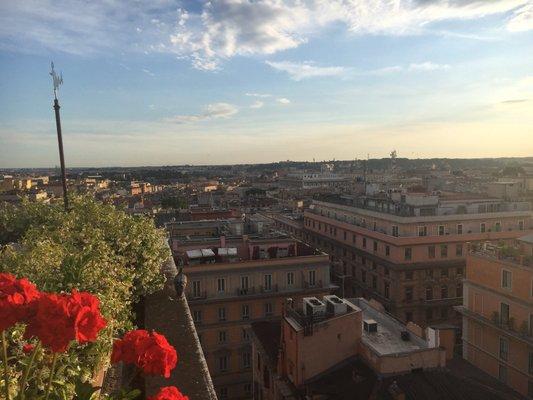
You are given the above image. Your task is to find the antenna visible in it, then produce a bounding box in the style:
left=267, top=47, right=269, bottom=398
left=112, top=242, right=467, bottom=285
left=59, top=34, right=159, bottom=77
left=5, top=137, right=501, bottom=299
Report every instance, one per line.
left=49, top=62, right=63, bottom=100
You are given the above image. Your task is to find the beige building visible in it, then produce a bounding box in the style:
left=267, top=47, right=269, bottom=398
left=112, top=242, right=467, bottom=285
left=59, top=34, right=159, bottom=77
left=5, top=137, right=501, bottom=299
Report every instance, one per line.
left=174, top=227, right=335, bottom=400
left=457, top=236, right=533, bottom=398
left=298, top=194, right=532, bottom=327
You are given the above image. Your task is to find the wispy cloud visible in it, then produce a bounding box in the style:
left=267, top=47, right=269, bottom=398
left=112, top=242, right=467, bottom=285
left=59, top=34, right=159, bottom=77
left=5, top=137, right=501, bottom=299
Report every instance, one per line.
left=266, top=61, right=346, bottom=80
left=245, top=93, right=272, bottom=98
left=142, top=68, right=155, bottom=76
left=1, top=0, right=529, bottom=69
left=164, top=102, right=238, bottom=124
left=277, top=98, right=291, bottom=105
left=408, top=62, right=450, bottom=71
left=250, top=101, right=264, bottom=109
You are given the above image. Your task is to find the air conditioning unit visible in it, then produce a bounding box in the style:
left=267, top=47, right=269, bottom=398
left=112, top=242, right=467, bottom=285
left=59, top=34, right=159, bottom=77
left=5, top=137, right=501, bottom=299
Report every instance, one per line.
left=323, top=295, right=347, bottom=315
left=363, top=319, right=378, bottom=333
left=303, top=297, right=326, bottom=317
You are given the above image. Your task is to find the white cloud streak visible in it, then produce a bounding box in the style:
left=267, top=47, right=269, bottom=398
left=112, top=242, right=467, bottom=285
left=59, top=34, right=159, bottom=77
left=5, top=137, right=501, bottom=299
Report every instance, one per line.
left=250, top=101, right=264, bottom=109
left=164, top=102, right=238, bottom=123
left=277, top=98, right=291, bottom=104
left=266, top=60, right=346, bottom=80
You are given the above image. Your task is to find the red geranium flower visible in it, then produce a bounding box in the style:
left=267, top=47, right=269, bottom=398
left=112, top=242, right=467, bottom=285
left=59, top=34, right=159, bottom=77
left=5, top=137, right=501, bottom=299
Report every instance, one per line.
left=68, top=290, right=107, bottom=344
left=25, top=290, right=106, bottom=353
left=138, top=332, right=178, bottom=378
left=0, top=273, right=40, bottom=332
left=22, top=343, right=35, bottom=353
left=147, top=386, right=189, bottom=400
left=111, top=330, right=178, bottom=378
left=111, top=329, right=151, bottom=365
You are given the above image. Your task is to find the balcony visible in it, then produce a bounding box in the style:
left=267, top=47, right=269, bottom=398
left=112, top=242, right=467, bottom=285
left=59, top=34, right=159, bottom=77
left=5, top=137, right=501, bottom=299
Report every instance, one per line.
left=455, top=306, right=533, bottom=346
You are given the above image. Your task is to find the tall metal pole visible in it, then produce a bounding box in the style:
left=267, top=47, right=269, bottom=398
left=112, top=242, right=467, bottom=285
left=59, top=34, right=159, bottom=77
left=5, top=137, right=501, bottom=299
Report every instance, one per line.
left=53, top=98, right=68, bottom=211
left=50, top=62, right=68, bottom=211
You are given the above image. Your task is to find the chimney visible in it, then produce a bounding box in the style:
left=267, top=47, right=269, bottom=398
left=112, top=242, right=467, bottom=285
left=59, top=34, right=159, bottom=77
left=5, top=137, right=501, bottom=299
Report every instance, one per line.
left=220, top=235, right=226, bottom=248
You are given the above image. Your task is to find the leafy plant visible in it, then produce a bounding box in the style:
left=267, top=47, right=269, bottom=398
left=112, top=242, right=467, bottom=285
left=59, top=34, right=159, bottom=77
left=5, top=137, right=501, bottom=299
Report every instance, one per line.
left=0, top=196, right=170, bottom=396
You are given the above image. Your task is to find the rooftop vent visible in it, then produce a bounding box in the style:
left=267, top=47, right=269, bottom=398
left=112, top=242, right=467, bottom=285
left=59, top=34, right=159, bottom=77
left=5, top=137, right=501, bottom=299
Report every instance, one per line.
left=303, top=297, right=326, bottom=317
left=323, top=295, right=347, bottom=316
left=363, top=319, right=378, bottom=333
left=400, top=330, right=410, bottom=341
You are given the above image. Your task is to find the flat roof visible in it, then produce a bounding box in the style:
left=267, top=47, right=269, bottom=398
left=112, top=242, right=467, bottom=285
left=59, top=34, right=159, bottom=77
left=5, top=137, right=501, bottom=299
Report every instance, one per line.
left=348, top=298, right=428, bottom=356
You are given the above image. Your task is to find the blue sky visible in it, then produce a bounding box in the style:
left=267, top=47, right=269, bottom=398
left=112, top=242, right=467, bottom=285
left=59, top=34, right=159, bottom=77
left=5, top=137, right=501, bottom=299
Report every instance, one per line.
left=0, top=0, right=532, bottom=167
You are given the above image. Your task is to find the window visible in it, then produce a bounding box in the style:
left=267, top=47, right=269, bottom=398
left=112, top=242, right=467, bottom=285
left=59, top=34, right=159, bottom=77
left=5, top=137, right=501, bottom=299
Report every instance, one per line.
left=428, top=245, right=436, bottom=259
left=418, top=226, right=428, bottom=236
left=372, top=275, right=377, bottom=289
left=457, top=267, right=463, bottom=276
left=500, top=303, right=510, bottom=325
left=385, top=245, right=390, bottom=256
left=480, top=223, right=486, bottom=233
left=384, top=282, right=390, bottom=298
left=426, top=286, right=433, bottom=300
left=502, top=270, right=512, bottom=290
left=405, top=271, right=413, bottom=280
left=440, top=244, right=448, bottom=258
left=457, top=224, right=463, bottom=234
left=426, top=308, right=433, bottom=321
left=343, top=231, right=347, bottom=240
left=404, top=247, right=412, bottom=261
left=218, top=356, right=228, bottom=372
left=242, top=328, right=250, bottom=341
left=287, top=272, right=294, bottom=286
left=192, top=280, right=201, bottom=298
left=244, top=383, right=252, bottom=397
left=193, top=310, right=202, bottom=324
left=456, top=244, right=463, bottom=257
left=456, top=283, right=463, bottom=297
left=217, top=278, right=226, bottom=293
left=218, top=307, right=226, bottom=322
left=241, top=304, right=250, bottom=320
left=498, top=364, right=507, bottom=383
left=218, top=330, right=227, bottom=344
left=405, top=286, right=413, bottom=302
left=308, top=270, right=316, bottom=286
left=426, top=269, right=434, bottom=278
left=499, top=337, right=509, bottom=360
left=438, top=225, right=445, bottom=236
left=441, top=285, right=448, bottom=299
left=529, top=352, right=533, bottom=374
left=392, top=225, right=399, bottom=237
left=352, top=234, right=356, bottom=243
left=495, top=222, right=501, bottom=232
left=219, top=388, right=228, bottom=400
left=405, top=311, right=413, bottom=322
left=241, top=276, right=249, bottom=290
left=242, top=352, right=251, bottom=368
left=361, top=270, right=366, bottom=283
left=264, top=302, right=273, bottom=317
left=362, top=238, right=367, bottom=248
left=440, top=307, right=448, bottom=318
left=264, top=274, right=272, bottom=291
left=519, top=220, right=524, bottom=231
left=373, top=241, right=378, bottom=252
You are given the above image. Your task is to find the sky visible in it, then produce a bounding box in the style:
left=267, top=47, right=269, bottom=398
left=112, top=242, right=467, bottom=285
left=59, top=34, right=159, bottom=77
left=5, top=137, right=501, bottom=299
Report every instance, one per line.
left=0, top=0, right=532, bottom=168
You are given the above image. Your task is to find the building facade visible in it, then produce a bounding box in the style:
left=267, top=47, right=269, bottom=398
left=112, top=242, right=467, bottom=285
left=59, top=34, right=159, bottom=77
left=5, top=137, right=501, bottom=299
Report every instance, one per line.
left=172, top=226, right=334, bottom=400
left=292, top=194, right=532, bottom=327
left=458, top=236, right=533, bottom=398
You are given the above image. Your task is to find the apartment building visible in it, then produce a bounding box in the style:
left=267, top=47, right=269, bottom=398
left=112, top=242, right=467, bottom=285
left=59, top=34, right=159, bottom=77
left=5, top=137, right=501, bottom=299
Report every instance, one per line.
left=457, top=235, right=533, bottom=398
left=250, top=296, right=511, bottom=400
left=170, top=222, right=334, bottom=400
left=298, top=193, right=532, bottom=327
